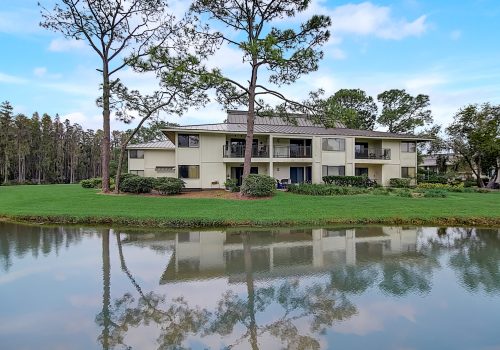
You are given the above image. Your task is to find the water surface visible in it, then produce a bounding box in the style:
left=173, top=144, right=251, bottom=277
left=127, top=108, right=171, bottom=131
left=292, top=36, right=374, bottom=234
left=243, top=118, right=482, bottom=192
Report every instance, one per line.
left=1, top=223, right=500, bottom=350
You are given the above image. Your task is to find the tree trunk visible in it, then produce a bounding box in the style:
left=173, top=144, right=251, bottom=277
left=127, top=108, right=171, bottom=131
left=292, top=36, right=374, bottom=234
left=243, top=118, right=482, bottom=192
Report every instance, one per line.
left=101, top=62, right=111, bottom=193
left=487, top=157, right=499, bottom=189
left=243, top=64, right=258, bottom=180
left=243, top=233, right=259, bottom=350
left=100, top=229, right=111, bottom=350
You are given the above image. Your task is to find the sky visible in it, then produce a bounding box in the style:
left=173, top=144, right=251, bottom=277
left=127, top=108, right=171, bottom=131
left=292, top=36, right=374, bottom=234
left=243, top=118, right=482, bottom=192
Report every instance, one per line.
left=1, top=0, right=500, bottom=132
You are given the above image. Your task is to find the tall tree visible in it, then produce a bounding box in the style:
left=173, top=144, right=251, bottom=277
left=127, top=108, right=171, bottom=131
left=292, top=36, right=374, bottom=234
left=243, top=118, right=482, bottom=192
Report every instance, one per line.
left=377, top=89, right=433, bottom=133
left=323, top=89, right=378, bottom=130
left=0, top=102, right=15, bottom=183
left=447, top=104, right=500, bottom=188
left=190, top=0, right=331, bottom=179
left=40, top=0, right=172, bottom=192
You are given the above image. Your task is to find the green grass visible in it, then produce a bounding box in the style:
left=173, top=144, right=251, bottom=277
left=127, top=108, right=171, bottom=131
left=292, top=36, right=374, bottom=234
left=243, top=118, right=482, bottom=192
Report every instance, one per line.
left=1, top=184, right=499, bottom=228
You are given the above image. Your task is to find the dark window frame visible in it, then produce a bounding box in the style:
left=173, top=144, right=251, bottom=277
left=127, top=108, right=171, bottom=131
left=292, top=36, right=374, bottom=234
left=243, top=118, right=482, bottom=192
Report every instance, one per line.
left=178, top=165, right=200, bottom=179
left=322, top=165, right=345, bottom=177
left=401, top=142, right=416, bottom=153
left=129, top=150, right=144, bottom=159
left=178, top=134, right=200, bottom=148
left=322, top=138, right=346, bottom=151
left=401, top=167, right=416, bottom=178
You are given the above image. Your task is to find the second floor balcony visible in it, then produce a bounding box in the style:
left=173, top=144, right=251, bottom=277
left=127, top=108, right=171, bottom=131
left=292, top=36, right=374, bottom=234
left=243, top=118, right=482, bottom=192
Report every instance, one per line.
left=355, top=148, right=391, bottom=160
left=223, top=144, right=269, bottom=158
left=274, top=145, right=312, bottom=158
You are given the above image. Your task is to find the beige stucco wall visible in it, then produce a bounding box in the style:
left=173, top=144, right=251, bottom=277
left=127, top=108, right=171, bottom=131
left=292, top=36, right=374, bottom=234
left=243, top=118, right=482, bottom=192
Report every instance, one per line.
left=128, top=149, right=175, bottom=178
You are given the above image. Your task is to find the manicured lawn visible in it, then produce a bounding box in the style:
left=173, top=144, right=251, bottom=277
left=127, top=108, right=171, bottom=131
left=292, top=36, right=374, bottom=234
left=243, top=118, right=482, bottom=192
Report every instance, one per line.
left=0, top=184, right=499, bottom=227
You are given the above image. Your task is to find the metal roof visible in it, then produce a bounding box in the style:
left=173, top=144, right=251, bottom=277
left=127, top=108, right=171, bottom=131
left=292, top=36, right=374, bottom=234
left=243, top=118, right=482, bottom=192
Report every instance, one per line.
left=126, top=140, right=175, bottom=150
left=226, top=110, right=345, bottom=128
left=165, top=122, right=428, bottom=140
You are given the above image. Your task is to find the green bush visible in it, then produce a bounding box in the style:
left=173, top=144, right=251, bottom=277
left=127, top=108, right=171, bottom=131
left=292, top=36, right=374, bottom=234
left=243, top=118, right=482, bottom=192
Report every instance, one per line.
left=395, top=189, right=413, bottom=197
left=464, top=179, right=477, bottom=188
left=240, top=174, right=276, bottom=197
left=153, top=177, right=185, bottom=195
left=371, top=187, right=391, bottom=196
left=120, top=176, right=154, bottom=194
left=423, top=189, right=448, bottom=198
left=322, top=175, right=376, bottom=187
left=475, top=188, right=490, bottom=193
left=419, top=174, right=448, bottom=184
left=80, top=177, right=102, bottom=189
left=224, top=178, right=239, bottom=192
left=288, top=183, right=370, bottom=196
left=389, top=178, right=411, bottom=188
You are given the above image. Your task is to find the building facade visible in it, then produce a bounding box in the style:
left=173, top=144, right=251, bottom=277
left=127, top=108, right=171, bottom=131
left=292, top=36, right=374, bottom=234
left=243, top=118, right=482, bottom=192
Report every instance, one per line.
left=128, top=110, right=429, bottom=188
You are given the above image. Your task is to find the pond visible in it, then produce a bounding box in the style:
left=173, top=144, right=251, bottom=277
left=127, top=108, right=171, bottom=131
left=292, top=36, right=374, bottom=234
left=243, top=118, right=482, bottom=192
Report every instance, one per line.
left=1, top=223, right=500, bottom=350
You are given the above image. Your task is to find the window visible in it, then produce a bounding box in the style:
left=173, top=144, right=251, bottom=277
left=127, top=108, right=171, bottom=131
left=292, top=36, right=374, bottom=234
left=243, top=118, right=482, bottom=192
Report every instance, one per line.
left=322, top=138, right=345, bottom=151
left=130, top=170, right=144, bottom=177
left=178, top=165, right=200, bottom=179
left=401, top=167, right=416, bottom=178
left=129, top=150, right=144, bottom=159
left=322, top=165, right=345, bottom=177
left=178, top=134, right=199, bottom=148
left=156, top=166, right=175, bottom=173
left=401, top=142, right=416, bottom=153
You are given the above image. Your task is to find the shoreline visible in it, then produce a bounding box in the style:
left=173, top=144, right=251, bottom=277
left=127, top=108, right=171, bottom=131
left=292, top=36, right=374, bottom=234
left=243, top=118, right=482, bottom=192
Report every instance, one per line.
left=2, top=214, right=500, bottom=229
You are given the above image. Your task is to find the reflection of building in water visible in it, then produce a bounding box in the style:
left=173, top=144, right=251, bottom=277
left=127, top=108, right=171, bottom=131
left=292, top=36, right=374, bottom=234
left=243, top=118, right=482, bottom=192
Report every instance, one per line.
left=159, top=227, right=418, bottom=284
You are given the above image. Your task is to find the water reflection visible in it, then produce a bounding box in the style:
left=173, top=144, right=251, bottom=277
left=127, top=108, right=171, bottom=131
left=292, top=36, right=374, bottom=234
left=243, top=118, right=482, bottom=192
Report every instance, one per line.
left=1, top=223, right=500, bottom=349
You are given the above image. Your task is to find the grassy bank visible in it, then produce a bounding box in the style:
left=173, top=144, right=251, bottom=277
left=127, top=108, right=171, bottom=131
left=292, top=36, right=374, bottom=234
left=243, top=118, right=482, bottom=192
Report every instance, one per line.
left=0, top=184, right=499, bottom=228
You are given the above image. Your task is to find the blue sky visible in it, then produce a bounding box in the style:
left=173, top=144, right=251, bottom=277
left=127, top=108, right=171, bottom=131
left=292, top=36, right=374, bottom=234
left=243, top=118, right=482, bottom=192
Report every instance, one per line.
left=1, top=0, right=500, bottom=131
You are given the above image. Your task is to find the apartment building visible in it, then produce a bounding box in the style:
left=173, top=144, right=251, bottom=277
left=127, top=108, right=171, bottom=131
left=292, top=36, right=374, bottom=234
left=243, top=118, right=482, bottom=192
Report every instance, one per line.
left=128, top=110, right=429, bottom=188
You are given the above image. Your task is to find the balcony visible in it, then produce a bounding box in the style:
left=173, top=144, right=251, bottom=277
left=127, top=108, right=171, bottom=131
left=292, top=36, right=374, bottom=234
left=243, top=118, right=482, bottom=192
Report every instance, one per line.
left=355, top=148, right=391, bottom=160
left=223, top=144, right=269, bottom=158
left=274, top=145, right=312, bottom=158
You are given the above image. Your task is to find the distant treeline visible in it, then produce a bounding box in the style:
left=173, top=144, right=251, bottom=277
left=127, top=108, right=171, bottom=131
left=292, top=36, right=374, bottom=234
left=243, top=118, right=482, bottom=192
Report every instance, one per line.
left=0, top=101, right=129, bottom=185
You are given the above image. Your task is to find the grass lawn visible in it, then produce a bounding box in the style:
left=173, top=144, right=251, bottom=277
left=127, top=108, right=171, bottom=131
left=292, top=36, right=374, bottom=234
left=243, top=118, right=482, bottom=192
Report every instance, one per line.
left=0, top=184, right=499, bottom=227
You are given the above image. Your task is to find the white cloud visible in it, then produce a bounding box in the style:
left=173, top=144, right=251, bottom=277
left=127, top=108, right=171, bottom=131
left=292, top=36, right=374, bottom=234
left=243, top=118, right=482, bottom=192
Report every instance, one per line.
left=330, top=2, right=428, bottom=40
left=33, top=67, right=47, bottom=78
left=48, top=38, right=87, bottom=52
left=0, top=72, right=27, bottom=85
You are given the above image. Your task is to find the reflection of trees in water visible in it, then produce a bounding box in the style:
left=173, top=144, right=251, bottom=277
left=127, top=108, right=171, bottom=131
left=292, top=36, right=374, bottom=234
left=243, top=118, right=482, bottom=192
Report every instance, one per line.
left=419, top=227, right=500, bottom=294
left=101, top=232, right=358, bottom=350
left=0, top=222, right=91, bottom=272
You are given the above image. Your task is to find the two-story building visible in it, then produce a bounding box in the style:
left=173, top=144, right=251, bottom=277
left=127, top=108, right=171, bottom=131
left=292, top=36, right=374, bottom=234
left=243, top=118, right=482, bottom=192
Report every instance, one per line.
left=127, top=110, right=429, bottom=188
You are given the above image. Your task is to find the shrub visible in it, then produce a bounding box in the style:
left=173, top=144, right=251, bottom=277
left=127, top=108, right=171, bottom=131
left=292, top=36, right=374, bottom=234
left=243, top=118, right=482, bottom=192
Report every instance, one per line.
left=419, top=174, right=448, bottom=184
left=287, top=183, right=370, bottom=196
left=475, top=188, right=490, bottom=193
left=371, top=187, right=390, bottom=196
left=120, top=176, right=154, bottom=194
left=417, top=183, right=464, bottom=192
left=395, top=189, right=413, bottom=197
left=390, top=178, right=411, bottom=188
left=464, top=179, right=478, bottom=187
left=423, top=189, right=448, bottom=198
left=80, top=177, right=102, bottom=189
left=241, top=174, right=276, bottom=197
left=153, top=177, right=185, bottom=195
left=322, top=175, right=376, bottom=187
left=224, top=178, right=239, bottom=192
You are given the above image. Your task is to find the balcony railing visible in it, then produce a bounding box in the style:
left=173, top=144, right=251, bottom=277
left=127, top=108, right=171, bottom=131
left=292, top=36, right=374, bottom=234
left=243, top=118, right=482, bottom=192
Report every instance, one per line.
left=274, top=145, right=312, bottom=158
left=223, top=144, right=269, bottom=158
left=355, top=148, right=391, bottom=160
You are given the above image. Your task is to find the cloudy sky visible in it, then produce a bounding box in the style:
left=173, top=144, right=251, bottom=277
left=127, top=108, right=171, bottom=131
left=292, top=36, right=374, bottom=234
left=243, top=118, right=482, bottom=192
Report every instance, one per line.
left=1, top=0, right=499, bottom=131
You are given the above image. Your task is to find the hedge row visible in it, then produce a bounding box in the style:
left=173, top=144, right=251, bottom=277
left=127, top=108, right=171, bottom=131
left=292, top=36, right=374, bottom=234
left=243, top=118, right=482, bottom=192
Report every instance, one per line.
left=288, top=183, right=370, bottom=196
left=322, top=175, right=376, bottom=188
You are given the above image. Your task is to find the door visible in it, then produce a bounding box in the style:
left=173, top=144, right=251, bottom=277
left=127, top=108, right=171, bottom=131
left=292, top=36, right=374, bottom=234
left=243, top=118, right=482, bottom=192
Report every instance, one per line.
left=229, top=138, right=258, bottom=157
left=355, top=168, right=369, bottom=177
left=305, top=166, right=312, bottom=183
left=355, top=142, right=369, bottom=158
left=290, top=167, right=305, bottom=184
left=231, top=166, right=258, bottom=185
